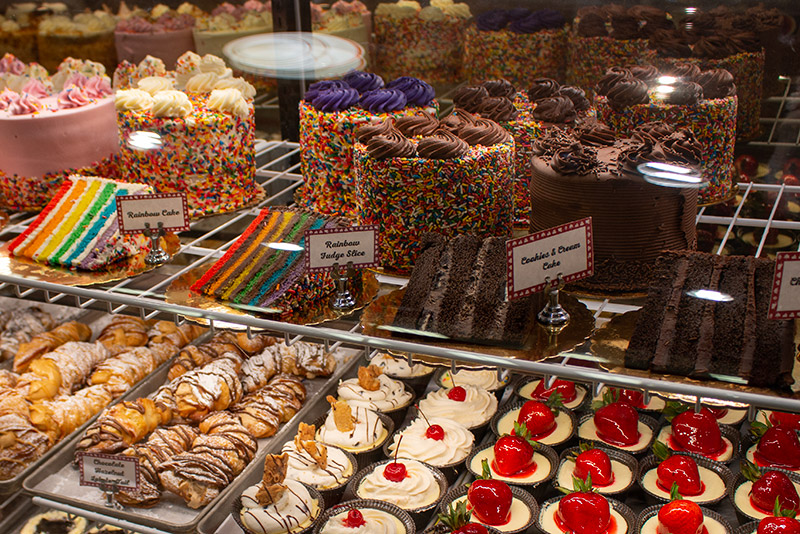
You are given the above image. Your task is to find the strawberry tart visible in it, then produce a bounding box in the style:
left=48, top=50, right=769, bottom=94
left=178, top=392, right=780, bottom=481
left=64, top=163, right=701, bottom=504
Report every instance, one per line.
left=639, top=441, right=731, bottom=505
left=637, top=489, right=731, bottom=534
left=493, top=399, right=576, bottom=449
left=591, top=388, right=665, bottom=413
left=555, top=444, right=637, bottom=496
left=576, top=397, right=657, bottom=454
left=745, top=422, right=800, bottom=473
left=516, top=378, right=588, bottom=411
left=537, top=477, right=634, bottom=534
left=656, top=407, right=737, bottom=463
left=733, top=462, right=800, bottom=522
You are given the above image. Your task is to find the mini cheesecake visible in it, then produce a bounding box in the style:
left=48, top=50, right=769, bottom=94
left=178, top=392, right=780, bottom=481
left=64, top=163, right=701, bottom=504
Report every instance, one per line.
left=556, top=446, right=637, bottom=496
left=577, top=413, right=657, bottom=454
left=516, top=378, right=588, bottom=411
left=745, top=444, right=800, bottom=474
left=656, top=425, right=736, bottom=463
left=437, top=368, right=511, bottom=392
left=638, top=505, right=730, bottom=534
left=591, top=387, right=665, bottom=412
left=467, top=441, right=558, bottom=487
left=494, top=403, right=575, bottom=448
left=733, top=475, right=800, bottom=521
left=756, top=411, right=800, bottom=432
left=639, top=454, right=730, bottom=504
left=441, top=485, right=538, bottom=534
left=537, top=496, right=633, bottom=534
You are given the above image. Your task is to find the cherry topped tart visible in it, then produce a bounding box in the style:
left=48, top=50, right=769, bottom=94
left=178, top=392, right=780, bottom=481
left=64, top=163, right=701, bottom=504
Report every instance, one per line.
left=638, top=484, right=731, bottom=534
left=495, top=396, right=574, bottom=448
left=538, top=476, right=632, bottom=534
left=518, top=378, right=587, bottom=410
left=734, top=460, right=800, bottom=521
left=756, top=504, right=800, bottom=534
left=469, top=422, right=556, bottom=485
left=656, top=404, right=735, bottom=462
left=556, top=443, right=635, bottom=495
left=747, top=422, right=800, bottom=472
left=639, top=441, right=729, bottom=504
left=592, top=387, right=665, bottom=412
left=577, top=391, right=655, bottom=453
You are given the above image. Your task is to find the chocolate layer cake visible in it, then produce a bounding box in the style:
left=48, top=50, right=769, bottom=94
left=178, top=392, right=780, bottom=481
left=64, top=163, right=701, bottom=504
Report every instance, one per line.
left=625, top=251, right=796, bottom=388
left=393, top=234, right=542, bottom=347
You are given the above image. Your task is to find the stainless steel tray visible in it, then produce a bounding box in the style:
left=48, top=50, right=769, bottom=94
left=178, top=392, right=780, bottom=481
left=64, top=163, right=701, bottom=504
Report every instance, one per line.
left=23, top=345, right=364, bottom=534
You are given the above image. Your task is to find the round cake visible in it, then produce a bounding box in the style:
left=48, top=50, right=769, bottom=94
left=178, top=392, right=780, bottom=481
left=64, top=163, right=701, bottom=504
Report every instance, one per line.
left=464, top=8, right=568, bottom=86
left=594, top=64, right=738, bottom=205
left=36, top=11, right=118, bottom=72
left=529, top=122, right=700, bottom=293
left=312, top=0, right=372, bottom=60
left=114, top=4, right=197, bottom=67
left=193, top=0, right=273, bottom=58
left=0, top=54, right=118, bottom=211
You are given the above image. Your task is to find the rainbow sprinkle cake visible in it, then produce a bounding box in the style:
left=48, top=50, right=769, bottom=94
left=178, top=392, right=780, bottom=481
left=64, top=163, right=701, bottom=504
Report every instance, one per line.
left=191, top=207, right=344, bottom=313
left=8, top=176, right=152, bottom=270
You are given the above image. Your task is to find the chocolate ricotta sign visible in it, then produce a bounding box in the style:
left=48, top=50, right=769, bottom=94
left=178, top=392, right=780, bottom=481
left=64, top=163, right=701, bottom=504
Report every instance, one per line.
left=116, top=192, right=190, bottom=234
left=769, top=251, right=800, bottom=320
left=305, top=225, right=379, bottom=273
left=506, top=218, right=594, bottom=300
left=78, top=452, right=139, bottom=490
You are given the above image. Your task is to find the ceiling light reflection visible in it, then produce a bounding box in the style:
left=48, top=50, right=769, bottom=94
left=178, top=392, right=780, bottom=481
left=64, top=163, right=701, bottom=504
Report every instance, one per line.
left=267, top=242, right=304, bottom=252
left=686, top=289, right=735, bottom=302
left=657, top=76, right=677, bottom=85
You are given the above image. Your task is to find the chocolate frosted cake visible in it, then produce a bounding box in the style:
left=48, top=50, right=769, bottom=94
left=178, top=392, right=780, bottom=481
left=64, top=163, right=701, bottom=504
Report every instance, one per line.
left=529, top=122, right=700, bottom=293
left=625, top=251, right=796, bottom=389
left=392, top=233, right=542, bottom=347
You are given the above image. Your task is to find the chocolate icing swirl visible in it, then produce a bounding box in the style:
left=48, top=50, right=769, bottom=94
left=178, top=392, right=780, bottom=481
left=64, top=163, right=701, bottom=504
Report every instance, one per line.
left=439, top=108, right=477, bottom=134
left=452, top=85, right=489, bottom=113
left=726, top=31, right=762, bottom=53
left=385, top=77, right=435, bottom=107
left=680, top=14, right=719, bottom=42
left=355, top=117, right=393, bottom=143
left=577, top=12, right=608, bottom=37
left=695, top=68, right=736, bottom=98
left=666, top=81, right=703, bottom=106
left=304, top=80, right=348, bottom=102
left=481, top=79, right=516, bottom=99
left=475, top=10, right=510, bottom=31
left=649, top=29, right=693, bottom=58
left=692, top=35, right=732, bottom=59
left=458, top=118, right=511, bottom=146
left=394, top=112, right=439, bottom=137
left=661, top=131, right=703, bottom=166
left=577, top=123, right=616, bottom=147
left=663, top=62, right=701, bottom=81
left=596, top=67, right=632, bottom=96
left=416, top=130, right=469, bottom=159
left=365, top=130, right=416, bottom=159
left=551, top=143, right=599, bottom=175
left=528, top=78, right=560, bottom=102
left=310, top=86, right=360, bottom=111
left=632, top=121, right=674, bottom=144
left=629, top=64, right=660, bottom=85
left=343, top=71, right=384, bottom=93
left=359, top=88, right=407, bottom=113
left=610, top=14, right=641, bottom=40
left=557, top=86, right=590, bottom=112
left=475, top=96, right=518, bottom=122
left=533, top=95, right=577, bottom=124
left=606, top=77, right=649, bottom=110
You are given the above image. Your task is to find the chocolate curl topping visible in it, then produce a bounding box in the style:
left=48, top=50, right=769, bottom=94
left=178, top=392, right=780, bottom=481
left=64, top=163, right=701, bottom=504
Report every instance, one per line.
left=452, top=85, right=489, bottom=113
left=551, top=143, right=599, bottom=175
left=661, top=131, right=703, bottom=166
left=394, top=111, right=439, bottom=138
left=458, top=118, right=511, bottom=147
left=417, top=130, right=469, bottom=159
left=632, top=121, right=675, bottom=145
left=481, top=79, right=516, bottom=99
left=695, top=68, right=736, bottom=99
left=533, top=95, right=577, bottom=124
left=665, top=81, right=704, bottom=106
left=356, top=117, right=393, bottom=143
left=364, top=128, right=416, bottom=159
left=439, top=108, right=477, bottom=135
left=596, top=67, right=632, bottom=96
left=557, top=86, right=590, bottom=112
left=475, top=96, right=518, bottom=122
left=528, top=78, right=560, bottom=102
left=606, top=77, right=649, bottom=111
left=577, top=123, right=616, bottom=147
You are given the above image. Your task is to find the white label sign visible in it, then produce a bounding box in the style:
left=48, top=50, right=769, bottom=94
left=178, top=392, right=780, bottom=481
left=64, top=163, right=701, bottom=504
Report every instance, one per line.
left=305, top=225, right=379, bottom=273
left=769, top=251, right=800, bottom=320
left=78, top=452, right=139, bottom=490
left=116, top=193, right=190, bottom=234
left=506, top=217, right=594, bottom=300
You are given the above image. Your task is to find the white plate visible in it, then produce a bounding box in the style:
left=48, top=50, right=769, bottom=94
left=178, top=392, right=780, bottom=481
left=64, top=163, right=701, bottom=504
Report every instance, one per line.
left=223, top=31, right=365, bottom=79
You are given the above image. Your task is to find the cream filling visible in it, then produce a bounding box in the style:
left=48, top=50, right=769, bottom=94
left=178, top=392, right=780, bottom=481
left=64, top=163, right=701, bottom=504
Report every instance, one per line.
left=556, top=460, right=633, bottom=494
left=538, top=502, right=627, bottom=534
left=418, top=385, right=497, bottom=429
left=469, top=449, right=552, bottom=484
left=656, top=427, right=734, bottom=462
left=356, top=459, right=441, bottom=510
left=577, top=419, right=654, bottom=453
left=241, top=480, right=320, bottom=534
left=388, top=417, right=474, bottom=467
left=745, top=445, right=800, bottom=473
left=439, top=369, right=510, bottom=391
left=451, top=495, right=532, bottom=532
left=518, top=380, right=587, bottom=410
left=370, top=353, right=433, bottom=378
left=639, top=514, right=726, bottom=534
left=734, top=480, right=800, bottom=520
left=640, top=466, right=726, bottom=503
left=714, top=408, right=747, bottom=426
left=497, top=409, right=573, bottom=446
left=337, top=374, right=413, bottom=413
left=592, top=388, right=665, bottom=411
left=317, top=407, right=389, bottom=453
left=282, top=441, right=354, bottom=490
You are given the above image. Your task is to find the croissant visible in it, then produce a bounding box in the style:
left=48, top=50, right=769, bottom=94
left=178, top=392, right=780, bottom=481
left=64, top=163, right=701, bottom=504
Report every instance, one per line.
left=231, top=374, right=306, bottom=438
left=158, top=412, right=257, bottom=508
left=0, top=370, right=18, bottom=389
left=14, top=321, right=92, bottom=373
left=23, top=341, right=110, bottom=401
left=172, top=359, right=243, bottom=423
left=146, top=321, right=205, bottom=349
left=0, top=412, right=52, bottom=480
left=97, top=316, right=150, bottom=355
left=115, top=425, right=200, bottom=508
left=90, top=345, right=174, bottom=396
left=30, top=384, right=113, bottom=442
left=75, top=397, right=171, bottom=456
left=0, top=307, right=57, bottom=361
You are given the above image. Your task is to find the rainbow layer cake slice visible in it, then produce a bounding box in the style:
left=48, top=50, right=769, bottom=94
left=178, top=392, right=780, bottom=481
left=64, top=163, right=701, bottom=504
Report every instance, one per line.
left=8, top=176, right=153, bottom=270
left=190, top=207, right=346, bottom=313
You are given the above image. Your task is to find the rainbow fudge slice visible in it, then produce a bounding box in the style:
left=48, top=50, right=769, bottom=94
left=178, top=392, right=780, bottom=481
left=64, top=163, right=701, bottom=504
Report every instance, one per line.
left=8, top=176, right=152, bottom=270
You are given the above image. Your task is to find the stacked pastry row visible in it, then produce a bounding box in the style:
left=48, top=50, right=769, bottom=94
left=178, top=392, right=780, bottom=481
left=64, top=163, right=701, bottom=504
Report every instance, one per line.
left=0, top=315, right=204, bottom=481
left=74, top=331, right=339, bottom=510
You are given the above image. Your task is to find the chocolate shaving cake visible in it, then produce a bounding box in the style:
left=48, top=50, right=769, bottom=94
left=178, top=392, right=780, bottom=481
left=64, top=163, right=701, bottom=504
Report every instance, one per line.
left=392, top=233, right=543, bottom=347
left=625, top=251, right=796, bottom=388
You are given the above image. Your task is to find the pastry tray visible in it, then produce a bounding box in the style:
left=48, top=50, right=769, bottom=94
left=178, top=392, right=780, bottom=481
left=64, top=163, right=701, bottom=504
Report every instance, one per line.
left=23, top=345, right=364, bottom=534
left=0, top=310, right=187, bottom=495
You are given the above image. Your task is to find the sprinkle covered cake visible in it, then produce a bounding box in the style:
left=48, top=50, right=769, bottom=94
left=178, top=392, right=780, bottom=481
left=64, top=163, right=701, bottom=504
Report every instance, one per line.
left=625, top=251, right=796, bottom=388
left=354, top=111, right=514, bottom=273
left=464, top=9, right=568, bottom=86
left=594, top=64, right=738, bottom=205
left=298, top=72, right=437, bottom=217
left=0, top=54, right=118, bottom=211
left=191, top=207, right=345, bottom=315
left=8, top=176, right=152, bottom=270
left=114, top=52, right=259, bottom=218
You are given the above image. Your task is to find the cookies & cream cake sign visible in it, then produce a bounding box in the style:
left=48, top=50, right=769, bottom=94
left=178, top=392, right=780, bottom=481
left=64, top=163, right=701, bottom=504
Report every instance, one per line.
left=305, top=225, right=380, bottom=273
left=116, top=192, right=190, bottom=234
left=78, top=452, right=139, bottom=491
left=506, top=218, right=594, bottom=299
left=769, top=251, right=800, bottom=320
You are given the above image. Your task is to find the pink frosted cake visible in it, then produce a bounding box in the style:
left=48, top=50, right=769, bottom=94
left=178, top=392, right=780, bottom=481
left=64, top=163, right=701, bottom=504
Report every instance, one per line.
left=464, top=9, right=568, bottom=86
left=298, top=72, right=438, bottom=217
left=114, top=52, right=259, bottom=218
left=0, top=54, right=118, bottom=211
left=114, top=4, right=197, bottom=68
left=312, top=0, right=371, bottom=57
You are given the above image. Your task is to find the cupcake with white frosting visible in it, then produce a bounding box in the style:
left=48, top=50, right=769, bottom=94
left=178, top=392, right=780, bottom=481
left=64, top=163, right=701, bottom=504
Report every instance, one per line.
left=338, top=365, right=415, bottom=425
left=436, top=367, right=510, bottom=394
left=315, top=499, right=417, bottom=534
left=316, top=396, right=394, bottom=465
left=417, top=385, right=498, bottom=431
left=370, top=352, right=434, bottom=397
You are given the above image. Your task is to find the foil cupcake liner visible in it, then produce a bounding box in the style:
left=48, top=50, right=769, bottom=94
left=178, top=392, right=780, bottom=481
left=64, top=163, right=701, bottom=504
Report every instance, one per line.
left=314, top=499, right=417, bottom=534
left=233, top=482, right=324, bottom=534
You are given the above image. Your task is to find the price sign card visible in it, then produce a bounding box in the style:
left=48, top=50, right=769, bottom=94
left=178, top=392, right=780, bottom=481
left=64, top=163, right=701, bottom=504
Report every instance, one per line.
left=305, top=225, right=379, bottom=273
left=78, top=452, right=139, bottom=490
left=769, top=251, right=800, bottom=320
left=506, top=217, right=594, bottom=300
left=116, top=192, right=190, bottom=235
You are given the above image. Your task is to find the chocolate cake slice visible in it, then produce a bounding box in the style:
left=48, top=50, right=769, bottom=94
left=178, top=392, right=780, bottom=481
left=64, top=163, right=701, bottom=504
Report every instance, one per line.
left=707, top=256, right=754, bottom=378
left=392, top=234, right=446, bottom=330
left=751, top=259, right=795, bottom=387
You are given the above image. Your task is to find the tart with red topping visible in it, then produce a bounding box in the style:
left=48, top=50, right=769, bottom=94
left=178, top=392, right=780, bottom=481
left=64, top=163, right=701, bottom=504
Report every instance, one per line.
left=516, top=378, right=588, bottom=411
left=733, top=461, right=800, bottom=521
left=591, top=387, right=665, bottom=412
left=746, top=422, right=800, bottom=473
left=493, top=396, right=575, bottom=448
left=656, top=404, right=736, bottom=463
left=537, top=476, right=634, bottom=534
left=576, top=391, right=657, bottom=454
left=555, top=443, right=637, bottom=496
left=637, top=484, right=732, bottom=534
